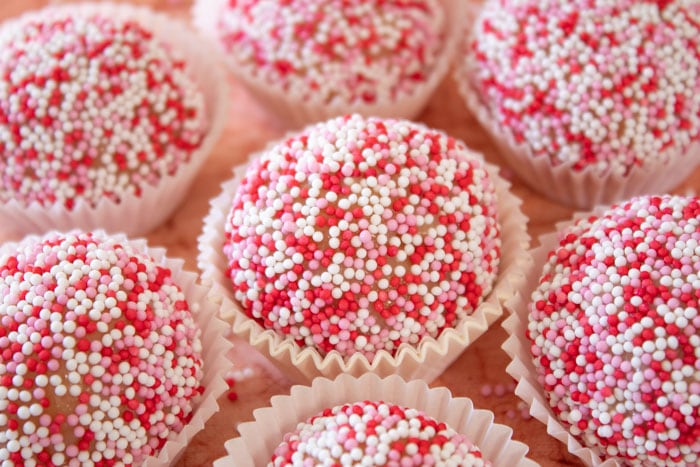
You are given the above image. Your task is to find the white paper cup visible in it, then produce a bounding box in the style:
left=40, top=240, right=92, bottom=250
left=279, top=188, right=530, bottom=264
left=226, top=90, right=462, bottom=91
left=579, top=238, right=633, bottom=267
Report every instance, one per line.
left=212, top=373, right=537, bottom=467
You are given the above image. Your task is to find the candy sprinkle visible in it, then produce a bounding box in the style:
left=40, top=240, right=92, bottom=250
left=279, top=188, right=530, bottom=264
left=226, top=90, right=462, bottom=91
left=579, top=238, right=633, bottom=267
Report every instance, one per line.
left=216, top=0, right=445, bottom=105
left=224, top=114, right=501, bottom=361
left=270, top=401, right=491, bottom=466
left=0, top=231, right=204, bottom=466
left=465, top=0, right=700, bottom=175
left=0, top=12, right=208, bottom=209
left=528, top=194, right=700, bottom=465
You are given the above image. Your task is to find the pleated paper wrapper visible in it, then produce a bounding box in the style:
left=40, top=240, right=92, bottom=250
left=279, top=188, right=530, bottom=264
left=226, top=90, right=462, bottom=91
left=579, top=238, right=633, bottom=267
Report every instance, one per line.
left=212, top=373, right=537, bottom=467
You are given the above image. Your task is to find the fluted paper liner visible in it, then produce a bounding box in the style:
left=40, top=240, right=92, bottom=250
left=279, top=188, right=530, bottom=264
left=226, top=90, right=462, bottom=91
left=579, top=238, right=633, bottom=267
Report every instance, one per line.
left=0, top=230, right=234, bottom=467
left=455, top=4, right=700, bottom=210
left=212, top=373, right=537, bottom=467
left=197, top=147, right=531, bottom=384
left=193, top=0, right=464, bottom=129
left=0, top=3, right=228, bottom=238
left=501, top=207, right=628, bottom=467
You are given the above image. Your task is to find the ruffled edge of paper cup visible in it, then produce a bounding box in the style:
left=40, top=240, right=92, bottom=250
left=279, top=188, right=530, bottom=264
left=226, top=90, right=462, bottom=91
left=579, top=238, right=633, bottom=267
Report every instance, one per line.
left=212, top=373, right=537, bottom=467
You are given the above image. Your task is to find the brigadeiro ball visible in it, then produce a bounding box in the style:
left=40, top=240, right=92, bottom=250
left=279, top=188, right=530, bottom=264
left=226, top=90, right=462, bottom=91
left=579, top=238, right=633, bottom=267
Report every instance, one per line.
left=214, top=374, right=536, bottom=466
left=193, top=0, right=463, bottom=127
left=0, top=230, right=233, bottom=466
left=504, top=194, right=700, bottom=466
left=458, top=0, right=700, bottom=208
left=199, top=114, right=530, bottom=382
left=271, top=401, right=490, bottom=466
left=0, top=3, right=227, bottom=236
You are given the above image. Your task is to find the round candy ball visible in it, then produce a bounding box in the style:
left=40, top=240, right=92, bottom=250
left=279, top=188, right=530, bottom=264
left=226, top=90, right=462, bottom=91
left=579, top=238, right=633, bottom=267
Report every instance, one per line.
left=528, top=194, right=700, bottom=465
left=0, top=10, right=208, bottom=209
left=224, top=114, right=501, bottom=360
left=0, top=231, right=204, bottom=465
left=271, top=400, right=490, bottom=466
left=464, top=0, right=700, bottom=175
left=215, top=0, right=445, bottom=106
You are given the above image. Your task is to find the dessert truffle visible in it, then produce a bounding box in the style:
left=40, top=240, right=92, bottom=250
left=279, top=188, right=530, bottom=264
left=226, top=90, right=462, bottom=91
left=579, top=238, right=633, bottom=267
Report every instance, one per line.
left=209, top=0, right=447, bottom=119
left=216, top=0, right=444, bottom=104
left=464, top=0, right=700, bottom=175
left=0, top=231, right=204, bottom=465
left=527, top=195, right=700, bottom=465
left=223, top=114, right=501, bottom=361
left=0, top=9, right=208, bottom=209
left=271, top=400, right=490, bottom=466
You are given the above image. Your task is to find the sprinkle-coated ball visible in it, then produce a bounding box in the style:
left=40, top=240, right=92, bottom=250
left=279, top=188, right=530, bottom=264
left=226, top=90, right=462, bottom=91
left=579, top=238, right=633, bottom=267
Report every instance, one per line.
left=0, top=11, right=208, bottom=209
left=271, top=400, right=490, bottom=466
left=224, top=114, right=501, bottom=360
left=0, top=231, right=204, bottom=466
left=215, top=0, right=445, bottom=105
left=528, top=194, right=700, bottom=465
left=464, top=0, right=700, bottom=175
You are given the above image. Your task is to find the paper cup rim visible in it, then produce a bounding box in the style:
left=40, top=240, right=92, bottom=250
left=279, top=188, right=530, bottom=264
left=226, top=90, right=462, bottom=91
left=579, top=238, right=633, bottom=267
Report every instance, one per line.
left=192, top=0, right=465, bottom=127
left=197, top=127, right=531, bottom=383
left=0, top=2, right=229, bottom=237
left=0, top=229, right=235, bottom=467
left=453, top=3, right=700, bottom=210
left=212, top=373, right=538, bottom=467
